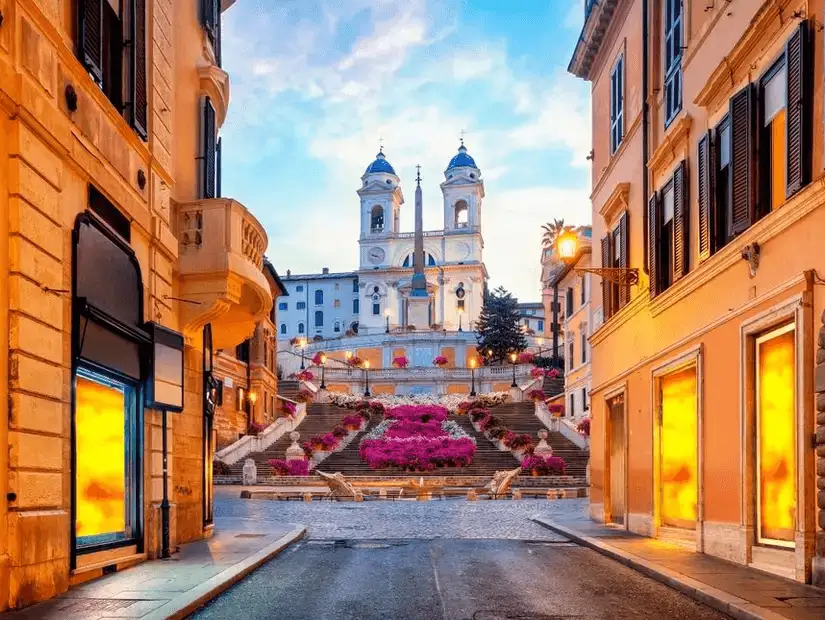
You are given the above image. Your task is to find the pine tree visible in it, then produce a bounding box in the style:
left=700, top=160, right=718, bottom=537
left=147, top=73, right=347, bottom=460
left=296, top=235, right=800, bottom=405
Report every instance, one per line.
left=474, top=286, right=527, bottom=364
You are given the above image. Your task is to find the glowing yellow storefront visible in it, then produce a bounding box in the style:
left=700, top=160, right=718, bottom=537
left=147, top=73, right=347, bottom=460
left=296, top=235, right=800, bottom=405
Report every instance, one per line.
left=756, top=325, right=796, bottom=547
left=660, top=367, right=698, bottom=530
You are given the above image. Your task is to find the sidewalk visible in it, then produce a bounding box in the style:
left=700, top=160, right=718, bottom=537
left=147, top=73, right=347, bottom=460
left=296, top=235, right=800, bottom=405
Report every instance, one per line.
left=6, top=518, right=306, bottom=620
left=534, top=516, right=825, bottom=620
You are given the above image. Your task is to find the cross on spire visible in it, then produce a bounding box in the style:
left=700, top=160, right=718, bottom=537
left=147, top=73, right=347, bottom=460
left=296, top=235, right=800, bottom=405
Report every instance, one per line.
left=415, top=164, right=422, bottom=186
left=379, top=136, right=384, bottom=153
left=460, top=129, right=466, bottom=146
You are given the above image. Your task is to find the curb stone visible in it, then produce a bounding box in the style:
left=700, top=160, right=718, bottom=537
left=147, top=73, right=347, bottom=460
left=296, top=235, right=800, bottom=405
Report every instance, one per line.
left=145, top=525, right=306, bottom=620
left=531, top=518, right=788, bottom=620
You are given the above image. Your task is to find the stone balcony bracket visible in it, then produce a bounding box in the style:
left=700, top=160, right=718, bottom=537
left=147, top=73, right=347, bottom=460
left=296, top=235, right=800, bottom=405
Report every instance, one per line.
left=198, top=61, right=231, bottom=128
left=176, top=197, right=271, bottom=348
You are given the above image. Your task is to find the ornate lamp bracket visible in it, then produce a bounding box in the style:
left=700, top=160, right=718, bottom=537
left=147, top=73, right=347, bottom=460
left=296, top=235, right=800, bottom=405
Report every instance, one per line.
left=573, top=267, right=640, bottom=286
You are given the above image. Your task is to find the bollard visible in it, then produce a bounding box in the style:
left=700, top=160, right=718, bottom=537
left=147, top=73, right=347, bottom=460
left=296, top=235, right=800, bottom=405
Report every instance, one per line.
left=303, top=492, right=312, bottom=503
left=466, top=489, right=477, bottom=501
left=512, top=488, right=522, bottom=500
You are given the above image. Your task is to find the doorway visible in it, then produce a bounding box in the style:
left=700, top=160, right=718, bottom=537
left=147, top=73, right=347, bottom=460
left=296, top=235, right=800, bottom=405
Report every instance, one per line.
left=607, top=393, right=626, bottom=525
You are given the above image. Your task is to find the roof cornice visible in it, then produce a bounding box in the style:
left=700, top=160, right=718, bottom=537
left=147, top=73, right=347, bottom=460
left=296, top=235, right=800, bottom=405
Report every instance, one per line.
left=568, top=0, right=619, bottom=80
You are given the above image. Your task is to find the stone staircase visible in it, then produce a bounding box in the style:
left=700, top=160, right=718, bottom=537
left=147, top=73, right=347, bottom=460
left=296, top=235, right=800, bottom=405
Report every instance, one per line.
left=542, top=375, right=565, bottom=397
left=317, top=414, right=521, bottom=477
left=487, top=401, right=589, bottom=477
left=226, top=401, right=352, bottom=478
left=278, top=380, right=301, bottom=400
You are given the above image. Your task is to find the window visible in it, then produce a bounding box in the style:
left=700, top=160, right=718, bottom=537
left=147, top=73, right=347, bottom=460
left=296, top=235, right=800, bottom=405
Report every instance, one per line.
left=457, top=299, right=465, bottom=311
left=663, top=0, right=683, bottom=126
left=200, top=97, right=218, bottom=199
left=215, top=382, right=223, bottom=406
left=565, top=288, right=574, bottom=318
left=296, top=285, right=304, bottom=293
left=235, top=340, right=250, bottom=364
left=569, top=393, right=575, bottom=417
left=568, top=342, right=574, bottom=370
left=334, top=321, right=341, bottom=333
left=582, top=388, right=589, bottom=411
left=581, top=332, right=587, bottom=364
left=601, top=211, right=629, bottom=320
left=297, top=301, right=306, bottom=310
left=610, top=54, right=624, bottom=153
left=353, top=279, right=359, bottom=293
left=648, top=162, right=687, bottom=298
left=76, top=0, right=147, bottom=140
left=278, top=302, right=288, bottom=311
left=372, top=303, right=380, bottom=315
left=403, top=253, right=436, bottom=267
left=314, top=311, right=323, bottom=327
left=280, top=323, right=287, bottom=335
left=760, top=61, right=787, bottom=213
left=298, top=322, right=305, bottom=334
left=353, top=298, right=360, bottom=314
left=371, top=205, right=384, bottom=232
left=580, top=276, right=586, bottom=304
left=201, top=0, right=222, bottom=65
left=538, top=319, right=544, bottom=332
left=454, top=200, right=469, bottom=228
left=314, top=290, right=323, bottom=305
left=333, top=299, right=341, bottom=309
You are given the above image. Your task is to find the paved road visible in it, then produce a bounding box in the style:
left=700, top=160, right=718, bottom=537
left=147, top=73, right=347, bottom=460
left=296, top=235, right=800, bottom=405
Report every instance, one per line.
left=192, top=489, right=728, bottom=619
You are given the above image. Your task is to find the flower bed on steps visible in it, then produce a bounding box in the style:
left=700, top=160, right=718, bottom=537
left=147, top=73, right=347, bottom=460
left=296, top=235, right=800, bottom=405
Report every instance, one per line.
left=359, top=404, right=477, bottom=471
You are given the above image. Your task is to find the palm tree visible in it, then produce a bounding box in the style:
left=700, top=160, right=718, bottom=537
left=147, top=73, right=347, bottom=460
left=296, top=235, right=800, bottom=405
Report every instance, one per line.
left=541, top=218, right=573, bottom=250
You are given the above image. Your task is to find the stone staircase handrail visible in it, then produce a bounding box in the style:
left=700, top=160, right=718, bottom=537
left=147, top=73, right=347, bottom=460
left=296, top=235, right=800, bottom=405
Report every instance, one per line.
left=535, top=401, right=589, bottom=450
left=215, top=402, right=307, bottom=465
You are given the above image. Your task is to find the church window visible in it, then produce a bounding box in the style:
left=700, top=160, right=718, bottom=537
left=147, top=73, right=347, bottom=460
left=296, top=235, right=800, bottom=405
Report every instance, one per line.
left=403, top=253, right=436, bottom=267
left=372, top=303, right=380, bottom=315
left=454, top=200, right=469, bottom=228
left=315, top=311, right=324, bottom=327
left=370, top=205, right=384, bottom=232
left=314, top=289, right=323, bottom=305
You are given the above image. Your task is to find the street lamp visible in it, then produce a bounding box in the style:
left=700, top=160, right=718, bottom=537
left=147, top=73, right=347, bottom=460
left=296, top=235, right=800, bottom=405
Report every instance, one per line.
left=509, top=351, right=518, bottom=388
left=363, top=360, right=371, bottom=397
left=384, top=308, right=391, bottom=333
left=556, top=229, right=639, bottom=285
left=299, top=337, right=307, bottom=369
left=469, top=357, right=477, bottom=397
left=319, top=353, right=327, bottom=389
left=457, top=307, right=464, bottom=332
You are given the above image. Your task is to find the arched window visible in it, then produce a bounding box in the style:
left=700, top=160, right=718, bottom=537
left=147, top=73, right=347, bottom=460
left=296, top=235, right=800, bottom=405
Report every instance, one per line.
left=402, top=252, right=436, bottom=267
left=371, top=205, right=384, bottom=232
left=314, top=289, right=323, bottom=305
left=334, top=320, right=341, bottom=333
left=315, top=310, right=324, bottom=327
left=280, top=323, right=287, bottom=335
left=454, top=200, right=469, bottom=228
left=298, top=322, right=305, bottom=334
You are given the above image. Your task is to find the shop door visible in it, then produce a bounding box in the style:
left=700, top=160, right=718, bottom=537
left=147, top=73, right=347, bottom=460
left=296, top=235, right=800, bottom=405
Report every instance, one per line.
left=608, top=395, right=626, bottom=525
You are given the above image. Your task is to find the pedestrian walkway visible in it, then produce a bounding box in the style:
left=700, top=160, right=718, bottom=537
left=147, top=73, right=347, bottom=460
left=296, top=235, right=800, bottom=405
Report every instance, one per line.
left=534, top=516, right=825, bottom=620
left=6, top=518, right=305, bottom=620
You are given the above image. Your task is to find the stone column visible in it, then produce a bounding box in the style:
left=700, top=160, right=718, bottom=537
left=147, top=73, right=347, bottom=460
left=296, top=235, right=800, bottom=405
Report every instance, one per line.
left=814, top=310, right=825, bottom=585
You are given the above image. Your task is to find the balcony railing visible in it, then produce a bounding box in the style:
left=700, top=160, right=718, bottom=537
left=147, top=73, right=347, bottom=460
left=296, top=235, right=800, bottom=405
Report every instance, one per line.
left=322, top=365, right=533, bottom=382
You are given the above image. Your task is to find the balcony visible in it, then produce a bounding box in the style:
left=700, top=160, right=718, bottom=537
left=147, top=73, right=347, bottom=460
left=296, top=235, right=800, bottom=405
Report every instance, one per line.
left=176, top=198, right=272, bottom=348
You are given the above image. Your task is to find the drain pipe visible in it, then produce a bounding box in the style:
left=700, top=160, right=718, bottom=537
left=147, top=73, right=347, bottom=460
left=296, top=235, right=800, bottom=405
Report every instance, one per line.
left=642, top=0, right=650, bottom=260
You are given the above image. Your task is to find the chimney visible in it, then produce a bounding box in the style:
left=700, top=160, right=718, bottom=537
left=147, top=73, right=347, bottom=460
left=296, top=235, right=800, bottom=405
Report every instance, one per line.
left=287, top=269, right=291, bottom=277
left=322, top=267, right=329, bottom=275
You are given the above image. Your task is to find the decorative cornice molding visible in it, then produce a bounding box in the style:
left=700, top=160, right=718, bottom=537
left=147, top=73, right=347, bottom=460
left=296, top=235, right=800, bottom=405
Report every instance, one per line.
left=599, top=183, right=630, bottom=228
left=198, top=62, right=231, bottom=128
left=568, top=0, right=619, bottom=80
left=648, top=113, right=692, bottom=183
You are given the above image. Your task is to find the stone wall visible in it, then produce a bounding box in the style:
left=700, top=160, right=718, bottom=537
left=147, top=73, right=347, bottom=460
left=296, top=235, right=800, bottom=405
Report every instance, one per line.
left=814, top=311, right=825, bottom=585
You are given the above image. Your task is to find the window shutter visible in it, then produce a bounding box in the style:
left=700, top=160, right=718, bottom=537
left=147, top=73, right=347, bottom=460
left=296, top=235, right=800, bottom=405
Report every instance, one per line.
left=618, top=210, right=629, bottom=307
left=647, top=192, right=660, bottom=298
left=79, top=0, right=104, bottom=83
left=729, top=85, right=754, bottom=235
left=697, top=132, right=713, bottom=261
left=216, top=137, right=222, bottom=198
left=785, top=21, right=810, bottom=198
left=202, top=98, right=217, bottom=199
left=673, top=161, right=689, bottom=280
left=601, top=235, right=612, bottom=319
left=130, top=0, right=148, bottom=140
left=202, top=0, right=217, bottom=31
left=215, top=0, right=222, bottom=66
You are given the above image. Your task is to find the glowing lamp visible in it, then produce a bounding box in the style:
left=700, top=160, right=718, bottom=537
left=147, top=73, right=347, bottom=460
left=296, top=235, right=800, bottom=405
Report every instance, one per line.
left=248, top=391, right=257, bottom=404
left=556, top=230, right=578, bottom=262
left=364, top=360, right=371, bottom=369
left=320, top=353, right=327, bottom=365
left=509, top=352, right=518, bottom=364
left=469, top=358, right=477, bottom=369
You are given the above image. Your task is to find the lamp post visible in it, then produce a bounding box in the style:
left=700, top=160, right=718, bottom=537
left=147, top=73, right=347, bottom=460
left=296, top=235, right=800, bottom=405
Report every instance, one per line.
left=320, top=353, right=327, bottom=389
left=509, top=352, right=518, bottom=388
left=469, top=357, right=477, bottom=397
left=248, top=391, right=257, bottom=423
left=384, top=308, right=391, bottom=333
left=299, top=338, right=307, bottom=370
left=363, top=360, right=371, bottom=397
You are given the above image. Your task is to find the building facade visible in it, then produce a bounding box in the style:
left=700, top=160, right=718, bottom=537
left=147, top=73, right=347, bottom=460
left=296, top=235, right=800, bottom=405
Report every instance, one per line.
left=278, top=270, right=360, bottom=341
left=0, top=0, right=272, bottom=609
left=570, top=0, right=825, bottom=583
left=517, top=302, right=546, bottom=335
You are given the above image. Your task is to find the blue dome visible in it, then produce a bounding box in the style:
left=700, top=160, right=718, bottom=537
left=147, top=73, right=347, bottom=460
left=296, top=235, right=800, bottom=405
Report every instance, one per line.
left=364, top=150, right=396, bottom=175
left=446, top=144, right=477, bottom=170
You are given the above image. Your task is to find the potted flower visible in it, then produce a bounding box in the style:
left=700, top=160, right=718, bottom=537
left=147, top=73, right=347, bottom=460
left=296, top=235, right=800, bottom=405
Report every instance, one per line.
left=294, top=369, right=314, bottom=382
left=432, top=355, right=449, bottom=367
left=576, top=417, right=591, bottom=437
left=294, top=389, right=314, bottom=403
left=392, top=355, right=409, bottom=368
left=342, top=415, right=364, bottom=432
left=347, top=355, right=364, bottom=368
left=280, top=400, right=297, bottom=418
left=548, top=404, right=565, bottom=417
left=526, top=388, right=546, bottom=403
left=247, top=420, right=267, bottom=436
left=530, top=367, right=546, bottom=379
left=311, top=352, right=325, bottom=365
left=518, top=352, right=535, bottom=364
left=546, top=368, right=561, bottom=379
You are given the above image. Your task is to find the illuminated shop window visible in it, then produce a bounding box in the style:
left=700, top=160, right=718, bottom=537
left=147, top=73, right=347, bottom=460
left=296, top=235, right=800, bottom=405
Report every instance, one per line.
left=660, top=366, right=697, bottom=530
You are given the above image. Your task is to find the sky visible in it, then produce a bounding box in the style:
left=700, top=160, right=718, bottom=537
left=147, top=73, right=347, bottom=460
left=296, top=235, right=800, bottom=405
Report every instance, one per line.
left=220, top=0, right=592, bottom=302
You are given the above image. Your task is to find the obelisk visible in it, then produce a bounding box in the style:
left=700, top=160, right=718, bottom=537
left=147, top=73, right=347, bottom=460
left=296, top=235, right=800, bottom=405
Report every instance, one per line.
left=407, top=165, right=431, bottom=327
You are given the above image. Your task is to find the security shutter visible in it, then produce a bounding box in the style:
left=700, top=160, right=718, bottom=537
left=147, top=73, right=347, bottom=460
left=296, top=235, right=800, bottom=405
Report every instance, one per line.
left=697, top=133, right=713, bottom=261
left=618, top=211, right=629, bottom=307
left=647, top=192, right=660, bottom=298
left=130, top=0, right=148, bottom=140
left=673, top=161, right=688, bottom=280
left=729, top=85, right=754, bottom=236
left=785, top=22, right=810, bottom=198
left=79, top=0, right=104, bottom=83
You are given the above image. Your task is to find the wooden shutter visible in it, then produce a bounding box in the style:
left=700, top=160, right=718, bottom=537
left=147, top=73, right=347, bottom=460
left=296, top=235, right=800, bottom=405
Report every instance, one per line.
left=202, top=0, right=217, bottom=32
left=202, top=98, right=217, bottom=199
left=130, top=0, right=148, bottom=140
left=79, top=0, right=104, bottom=83
left=647, top=192, right=660, bottom=298
left=729, top=85, right=754, bottom=235
left=786, top=21, right=810, bottom=198
left=673, top=161, right=689, bottom=280
left=216, top=137, right=222, bottom=198
left=618, top=211, right=629, bottom=307
left=697, top=132, right=713, bottom=261
left=601, top=235, right=612, bottom=320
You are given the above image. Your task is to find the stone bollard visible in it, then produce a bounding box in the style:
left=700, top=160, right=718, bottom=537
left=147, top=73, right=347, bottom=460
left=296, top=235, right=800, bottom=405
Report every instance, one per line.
left=546, top=488, right=559, bottom=500
left=466, top=489, right=478, bottom=501
left=355, top=491, right=364, bottom=503
left=303, top=492, right=313, bottom=503
left=242, top=459, right=257, bottom=486
left=534, top=429, right=554, bottom=458
left=512, top=489, right=522, bottom=500
left=285, top=432, right=305, bottom=461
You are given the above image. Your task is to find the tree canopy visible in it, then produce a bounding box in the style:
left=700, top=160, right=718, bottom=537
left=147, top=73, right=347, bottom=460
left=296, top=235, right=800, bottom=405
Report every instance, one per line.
left=474, top=286, right=527, bottom=364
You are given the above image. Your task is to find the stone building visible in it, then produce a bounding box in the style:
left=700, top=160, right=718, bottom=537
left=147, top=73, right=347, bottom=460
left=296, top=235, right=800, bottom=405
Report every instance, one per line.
left=570, top=0, right=825, bottom=584
left=0, top=0, right=272, bottom=609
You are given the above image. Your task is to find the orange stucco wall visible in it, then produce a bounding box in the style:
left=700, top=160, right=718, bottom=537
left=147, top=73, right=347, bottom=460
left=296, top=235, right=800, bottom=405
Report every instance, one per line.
left=447, top=384, right=470, bottom=395
left=356, top=348, right=383, bottom=369
left=440, top=347, right=456, bottom=368
left=372, top=384, right=395, bottom=395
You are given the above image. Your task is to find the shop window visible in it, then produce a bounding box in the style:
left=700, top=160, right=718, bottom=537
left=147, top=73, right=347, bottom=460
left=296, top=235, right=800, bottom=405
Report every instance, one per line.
left=659, top=367, right=698, bottom=530
left=648, top=162, right=687, bottom=298
left=89, top=186, right=131, bottom=242
left=76, top=0, right=147, bottom=139
left=663, top=0, right=683, bottom=126
left=610, top=53, right=624, bottom=154
left=755, top=324, right=796, bottom=546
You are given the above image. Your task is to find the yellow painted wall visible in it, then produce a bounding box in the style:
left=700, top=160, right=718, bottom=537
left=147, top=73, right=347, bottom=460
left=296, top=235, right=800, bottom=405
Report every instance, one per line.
left=356, top=347, right=383, bottom=369
left=326, top=384, right=351, bottom=394
left=492, top=382, right=512, bottom=393
left=441, top=347, right=456, bottom=368
left=447, top=384, right=470, bottom=395
left=372, top=384, right=395, bottom=395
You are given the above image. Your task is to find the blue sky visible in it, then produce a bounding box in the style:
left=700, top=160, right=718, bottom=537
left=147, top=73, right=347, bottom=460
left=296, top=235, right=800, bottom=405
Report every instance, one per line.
left=221, top=0, right=592, bottom=302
